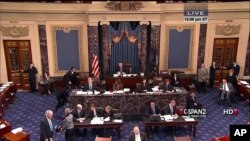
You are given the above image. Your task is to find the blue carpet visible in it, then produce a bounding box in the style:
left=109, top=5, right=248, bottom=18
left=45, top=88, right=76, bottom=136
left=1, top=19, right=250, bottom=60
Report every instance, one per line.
left=4, top=88, right=249, bottom=141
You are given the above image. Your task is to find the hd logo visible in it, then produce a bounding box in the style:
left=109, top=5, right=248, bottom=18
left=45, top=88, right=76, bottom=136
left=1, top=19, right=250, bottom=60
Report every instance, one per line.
left=230, top=125, right=250, bottom=141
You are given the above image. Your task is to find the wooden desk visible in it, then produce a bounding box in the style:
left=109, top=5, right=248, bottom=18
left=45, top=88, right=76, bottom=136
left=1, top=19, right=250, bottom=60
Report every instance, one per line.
left=0, top=119, right=12, bottom=136
left=210, top=135, right=229, bottom=141
left=237, top=81, right=250, bottom=104
left=143, top=116, right=198, bottom=138
left=106, top=77, right=143, bottom=90
left=70, top=91, right=187, bottom=115
left=3, top=131, right=30, bottom=141
left=0, top=83, right=17, bottom=116
left=74, top=118, right=123, bottom=138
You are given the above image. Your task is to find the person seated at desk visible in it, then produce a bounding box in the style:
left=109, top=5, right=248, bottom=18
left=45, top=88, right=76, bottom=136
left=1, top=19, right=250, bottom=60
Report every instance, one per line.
left=163, top=99, right=177, bottom=116
left=84, top=77, right=97, bottom=92
left=146, top=101, right=160, bottom=115
left=71, top=104, right=87, bottom=136
left=219, top=79, right=234, bottom=106
left=103, top=105, right=114, bottom=118
left=159, top=79, right=174, bottom=93
left=187, top=92, right=202, bottom=109
left=86, top=103, right=104, bottom=118
left=129, top=125, right=147, bottom=141
left=171, top=73, right=180, bottom=87
left=72, top=104, right=86, bottom=120
left=113, top=78, right=123, bottom=91
left=63, top=67, right=79, bottom=89
left=138, top=78, right=152, bottom=92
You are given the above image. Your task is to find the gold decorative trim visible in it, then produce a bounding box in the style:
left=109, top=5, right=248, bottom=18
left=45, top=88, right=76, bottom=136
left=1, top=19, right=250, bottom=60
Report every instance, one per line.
left=51, top=25, right=83, bottom=75
left=215, top=24, right=241, bottom=36
left=0, top=25, right=29, bottom=38
left=105, top=1, right=144, bottom=11
left=165, top=24, right=195, bottom=71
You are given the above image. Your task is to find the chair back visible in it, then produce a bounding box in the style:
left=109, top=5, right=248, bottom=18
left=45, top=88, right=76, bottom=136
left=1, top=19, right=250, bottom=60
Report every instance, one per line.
left=95, top=136, right=112, bottom=141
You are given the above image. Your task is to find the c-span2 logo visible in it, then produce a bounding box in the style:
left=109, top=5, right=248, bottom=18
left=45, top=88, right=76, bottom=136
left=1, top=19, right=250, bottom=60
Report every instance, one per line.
left=230, top=125, right=250, bottom=141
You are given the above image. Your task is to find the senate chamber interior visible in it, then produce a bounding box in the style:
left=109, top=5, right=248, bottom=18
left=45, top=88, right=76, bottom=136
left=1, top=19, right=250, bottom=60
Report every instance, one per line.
left=0, top=0, right=249, bottom=141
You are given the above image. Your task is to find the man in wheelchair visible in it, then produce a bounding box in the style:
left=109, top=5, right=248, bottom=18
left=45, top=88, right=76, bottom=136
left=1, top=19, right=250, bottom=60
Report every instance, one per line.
left=219, top=79, right=234, bottom=106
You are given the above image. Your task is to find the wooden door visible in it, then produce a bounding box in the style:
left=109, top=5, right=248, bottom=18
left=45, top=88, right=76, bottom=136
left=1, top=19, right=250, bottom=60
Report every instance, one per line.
left=212, top=38, right=238, bottom=85
left=3, top=40, right=32, bottom=90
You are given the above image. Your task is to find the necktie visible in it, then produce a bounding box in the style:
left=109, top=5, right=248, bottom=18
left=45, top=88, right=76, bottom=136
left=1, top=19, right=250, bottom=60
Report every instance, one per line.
left=48, top=119, right=53, bottom=131
left=152, top=107, right=155, bottom=114
left=89, top=84, right=92, bottom=91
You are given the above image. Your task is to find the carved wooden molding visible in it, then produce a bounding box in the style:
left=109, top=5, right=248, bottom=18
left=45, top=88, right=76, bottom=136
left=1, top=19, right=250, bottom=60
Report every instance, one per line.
left=0, top=25, right=29, bottom=38
left=105, top=1, right=144, bottom=11
left=215, top=24, right=241, bottom=36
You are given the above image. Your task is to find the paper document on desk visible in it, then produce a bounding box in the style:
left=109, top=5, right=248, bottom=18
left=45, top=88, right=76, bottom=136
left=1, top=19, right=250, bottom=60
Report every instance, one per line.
left=6, top=82, right=13, bottom=84
left=114, top=90, right=124, bottom=94
left=113, top=119, right=122, bottom=123
left=123, top=88, right=130, bottom=92
left=103, top=91, right=112, bottom=95
left=0, top=124, right=6, bottom=129
left=94, top=91, right=100, bottom=95
left=161, top=115, right=173, bottom=121
left=76, top=91, right=84, bottom=95
left=91, top=118, right=104, bottom=124
left=184, top=118, right=195, bottom=121
left=11, top=127, right=23, bottom=134
left=2, top=84, right=10, bottom=87
left=239, top=81, right=249, bottom=85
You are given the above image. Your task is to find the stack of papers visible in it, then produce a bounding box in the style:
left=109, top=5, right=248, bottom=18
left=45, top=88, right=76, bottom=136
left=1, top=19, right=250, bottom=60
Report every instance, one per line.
left=113, top=119, right=122, bottom=123
left=78, top=118, right=85, bottom=122
left=91, top=117, right=104, bottom=124
left=11, top=127, right=23, bottom=134
left=239, top=81, right=249, bottom=85
left=161, top=115, right=173, bottom=121
left=184, top=118, right=195, bottom=121
left=123, top=88, right=130, bottom=92
left=94, top=91, right=100, bottom=95
left=103, top=91, right=113, bottom=95
left=0, top=124, right=6, bottom=129
left=114, top=90, right=123, bottom=94
left=152, top=88, right=159, bottom=92
left=76, top=91, right=86, bottom=95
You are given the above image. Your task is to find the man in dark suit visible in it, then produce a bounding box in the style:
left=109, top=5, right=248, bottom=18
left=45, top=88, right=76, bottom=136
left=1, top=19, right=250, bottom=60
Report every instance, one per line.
left=84, top=77, right=97, bottom=92
left=138, top=78, right=152, bottom=92
left=40, top=110, right=54, bottom=141
left=209, top=61, right=217, bottom=88
left=171, top=73, right=180, bottom=87
left=63, top=67, right=79, bottom=88
left=220, top=79, right=234, bottom=106
left=160, top=79, right=174, bottom=93
left=27, top=63, right=38, bottom=93
left=187, top=92, right=202, bottom=109
left=72, top=104, right=86, bottom=120
left=103, top=105, right=114, bottom=118
left=86, top=103, right=104, bottom=118
left=146, top=101, right=160, bottom=115
left=129, top=125, right=147, bottom=141
left=163, top=99, right=177, bottom=116
left=231, top=61, right=240, bottom=78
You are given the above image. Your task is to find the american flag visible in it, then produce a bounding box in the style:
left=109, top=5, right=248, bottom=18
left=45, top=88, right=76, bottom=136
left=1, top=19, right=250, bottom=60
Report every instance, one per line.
left=92, top=54, right=99, bottom=77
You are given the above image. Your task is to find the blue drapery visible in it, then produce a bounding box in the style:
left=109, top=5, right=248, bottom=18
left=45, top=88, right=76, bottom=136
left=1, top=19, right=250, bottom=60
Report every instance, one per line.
left=109, top=22, right=140, bottom=75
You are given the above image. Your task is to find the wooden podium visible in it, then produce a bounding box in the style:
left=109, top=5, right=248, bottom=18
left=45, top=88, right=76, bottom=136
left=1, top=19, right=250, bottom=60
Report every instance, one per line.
left=3, top=131, right=30, bottom=141
left=0, top=119, right=12, bottom=136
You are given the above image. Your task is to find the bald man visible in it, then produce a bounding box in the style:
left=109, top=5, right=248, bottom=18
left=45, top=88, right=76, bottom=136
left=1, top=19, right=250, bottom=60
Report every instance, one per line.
left=129, top=125, right=147, bottom=141
left=40, top=110, right=54, bottom=141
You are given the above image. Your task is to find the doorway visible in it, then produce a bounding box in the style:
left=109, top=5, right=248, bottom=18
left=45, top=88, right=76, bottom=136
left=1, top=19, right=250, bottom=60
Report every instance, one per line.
left=212, top=38, right=238, bottom=85
left=3, top=40, right=32, bottom=90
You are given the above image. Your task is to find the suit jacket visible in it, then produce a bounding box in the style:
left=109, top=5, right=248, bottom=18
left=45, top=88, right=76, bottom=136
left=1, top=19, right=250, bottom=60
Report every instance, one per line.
left=63, top=71, right=78, bottom=86
left=103, top=110, right=115, bottom=118
left=160, top=83, right=174, bottom=92
left=138, top=83, right=152, bottom=92
left=146, top=106, right=160, bottom=115
left=84, top=83, right=97, bottom=91
left=40, top=118, right=53, bottom=141
left=86, top=107, right=104, bottom=118
left=27, top=66, right=38, bottom=80
left=220, top=82, right=234, bottom=93
left=72, top=108, right=86, bottom=119
left=209, top=65, right=216, bottom=79
left=231, top=64, right=240, bottom=77
left=226, top=75, right=237, bottom=87
left=129, top=133, right=147, bottom=141
left=198, top=68, right=209, bottom=82
left=171, top=76, right=180, bottom=86
left=163, top=105, right=177, bottom=115
left=187, top=96, right=198, bottom=109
